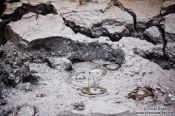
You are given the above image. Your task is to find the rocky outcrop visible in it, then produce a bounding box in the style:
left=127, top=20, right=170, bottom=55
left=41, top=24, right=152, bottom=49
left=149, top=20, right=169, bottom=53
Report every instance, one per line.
left=134, top=42, right=175, bottom=69
left=0, top=41, right=40, bottom=87
left=61, top=9, right=133, bottom=41
left=27, top=36, right=125, bottom=65
left=118, top=37, right=175, bottom=69
left=5, top=13, right=71, bottom=42
left=144, top=12, right=175, bottom=59
left=0, top=2, right=58, bottom=45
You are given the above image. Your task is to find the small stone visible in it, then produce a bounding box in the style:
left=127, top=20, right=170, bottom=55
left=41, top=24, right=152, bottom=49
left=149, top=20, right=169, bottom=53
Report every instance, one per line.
left=36, top=93, right=46, bottom=97
left=45, top=57, right=72, bottom=71
left=73, top=102, right=85, bottom=111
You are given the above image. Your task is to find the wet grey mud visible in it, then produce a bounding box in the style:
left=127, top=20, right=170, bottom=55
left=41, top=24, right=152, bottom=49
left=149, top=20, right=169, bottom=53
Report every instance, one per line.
left=0, top=0, right=175, bottom=116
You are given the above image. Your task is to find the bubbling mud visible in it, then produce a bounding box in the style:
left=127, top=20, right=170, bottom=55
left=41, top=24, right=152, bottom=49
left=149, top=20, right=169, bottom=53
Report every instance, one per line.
left=128, top=87, right=156, bottom=101
left=80, top=86, right=107, bottom=97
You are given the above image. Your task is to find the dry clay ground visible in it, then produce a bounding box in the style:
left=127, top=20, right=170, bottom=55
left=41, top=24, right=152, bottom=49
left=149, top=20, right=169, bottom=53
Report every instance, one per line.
left=0, top=0, right=175, bottom=116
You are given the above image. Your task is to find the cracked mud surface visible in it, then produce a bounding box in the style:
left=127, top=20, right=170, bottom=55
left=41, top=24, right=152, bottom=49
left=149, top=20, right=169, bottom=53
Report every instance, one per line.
left=0, top=0, right=175, bottom=116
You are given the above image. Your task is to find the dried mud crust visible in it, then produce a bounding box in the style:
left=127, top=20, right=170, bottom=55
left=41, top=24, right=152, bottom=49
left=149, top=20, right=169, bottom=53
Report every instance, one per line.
left=60, top=2, right=175, bottom=69
left=0, top=2, right=57, bottom=46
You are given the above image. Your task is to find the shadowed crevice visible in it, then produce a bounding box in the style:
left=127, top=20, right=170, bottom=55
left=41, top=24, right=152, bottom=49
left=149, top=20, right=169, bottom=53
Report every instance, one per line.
left=0, top=0, right=6, bottom=16
left=160, top=4, right=175, bottom=17
left=1, top=3, right=58, bottom=21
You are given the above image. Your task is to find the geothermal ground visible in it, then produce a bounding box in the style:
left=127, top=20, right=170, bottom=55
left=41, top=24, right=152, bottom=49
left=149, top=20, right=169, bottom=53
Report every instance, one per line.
left=0, top=0, right=175, bottom=116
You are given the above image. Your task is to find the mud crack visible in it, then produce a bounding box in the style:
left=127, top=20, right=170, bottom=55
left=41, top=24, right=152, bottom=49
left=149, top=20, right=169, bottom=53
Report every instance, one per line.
left=113, top=1, right=137, bottom=30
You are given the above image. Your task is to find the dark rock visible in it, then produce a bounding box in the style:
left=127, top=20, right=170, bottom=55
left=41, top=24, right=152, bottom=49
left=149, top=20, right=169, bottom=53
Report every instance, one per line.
left=8, top=0, right=21, bottom=3
left=22, top=74, right=40, bottom=85
left=0, top=21, right=7, bottom=46
left=1, top=3, right=58, bottom=21
left=78, top=0, right=91, bottom=5
left=161, top=4, right=175, bottom=16
left=27, top=36, right=125, bottom=65
left=0, top=41, right=38, bottom=87
left=73, top=102, right=85, bottom=111
left=0, top=64, right=11, bottom=86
